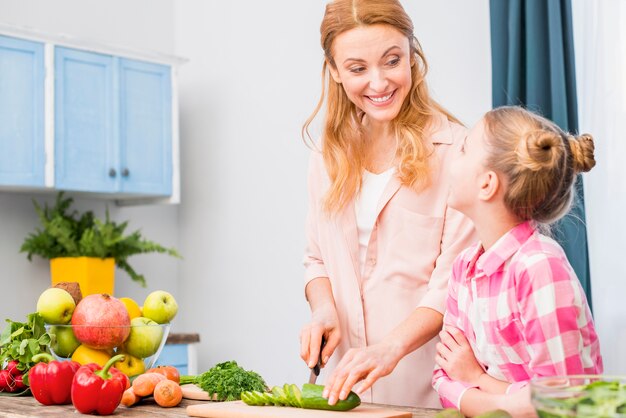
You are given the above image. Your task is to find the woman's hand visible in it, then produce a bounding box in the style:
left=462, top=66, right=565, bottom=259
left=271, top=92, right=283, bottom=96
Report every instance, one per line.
left=322, top=341, right=403, bottom=405
left=435, top=327, right=484, bottom=385
left=300, top=303, right=341, bottom=369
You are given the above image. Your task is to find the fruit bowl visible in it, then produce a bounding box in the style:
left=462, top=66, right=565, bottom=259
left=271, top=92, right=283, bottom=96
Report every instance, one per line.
left=531, top=375, right=626, bottom=417
left=46, top=323, right=170, bottom=377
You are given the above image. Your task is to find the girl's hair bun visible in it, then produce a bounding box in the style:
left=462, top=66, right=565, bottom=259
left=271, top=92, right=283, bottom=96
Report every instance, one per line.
left=569, top=133, right=596, bottom=173
left=518, top=129, right=564, bottom=172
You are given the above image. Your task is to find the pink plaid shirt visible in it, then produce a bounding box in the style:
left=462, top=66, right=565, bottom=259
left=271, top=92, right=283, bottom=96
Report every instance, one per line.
left=432, top=221, right=602, bottom=408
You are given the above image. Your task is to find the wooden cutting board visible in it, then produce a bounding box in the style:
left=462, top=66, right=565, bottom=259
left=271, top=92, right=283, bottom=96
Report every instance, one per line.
left=181, top=384, right=213, bottom=401
left=186, top=400, right=412, bottom=418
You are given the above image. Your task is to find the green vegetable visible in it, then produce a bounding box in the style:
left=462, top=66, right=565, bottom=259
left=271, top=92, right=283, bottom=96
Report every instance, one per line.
left=0, top=313, right=51, bottom=382
left=435, top=408, right=465, bottom=418
left=241, top=383, right=361, bottom=411
left=20, top=192, right=181, bottom=287
left=179, top=360, right=267, bottom=401
left=475, top=410, right=512, bottom=418
left=534, top=379, right=626, bottom=418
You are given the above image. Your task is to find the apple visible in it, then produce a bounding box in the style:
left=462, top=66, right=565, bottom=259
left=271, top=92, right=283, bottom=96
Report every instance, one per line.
left=123, top=317, right=163, bottom=358
left=71, top=293, right=130, bottom=349
left=143, top=291, right=178, bottom=324
left=113, top=353, right=145, bottom=377
left=49, top=325, right=81, bottom=358
left=36, top=288, right=76, bottom=324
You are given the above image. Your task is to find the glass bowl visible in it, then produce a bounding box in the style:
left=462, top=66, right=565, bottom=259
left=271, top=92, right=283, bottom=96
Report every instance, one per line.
left=45, top=323, right=170, bottom=377
left=531, top=375, right=626, bottom=417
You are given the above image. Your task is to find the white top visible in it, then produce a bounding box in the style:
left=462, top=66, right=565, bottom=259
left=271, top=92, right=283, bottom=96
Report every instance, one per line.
left=355, top=168, right=395, bottom=276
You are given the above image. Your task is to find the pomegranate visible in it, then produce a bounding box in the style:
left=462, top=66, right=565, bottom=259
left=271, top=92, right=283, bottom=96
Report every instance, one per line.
left=71, top=294, right=130, bottom=349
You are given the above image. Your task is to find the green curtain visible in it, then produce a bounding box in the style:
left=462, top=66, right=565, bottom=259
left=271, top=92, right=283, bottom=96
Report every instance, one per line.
left=489, top=0, right=592, bottom=307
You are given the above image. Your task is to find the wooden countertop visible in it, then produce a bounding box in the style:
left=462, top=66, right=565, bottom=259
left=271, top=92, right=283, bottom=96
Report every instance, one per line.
left=0, top=395, right=441, bottom=417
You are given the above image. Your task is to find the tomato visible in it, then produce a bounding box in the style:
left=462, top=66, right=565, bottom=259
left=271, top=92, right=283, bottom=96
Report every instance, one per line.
left=146, top=365, right=180, bottom=383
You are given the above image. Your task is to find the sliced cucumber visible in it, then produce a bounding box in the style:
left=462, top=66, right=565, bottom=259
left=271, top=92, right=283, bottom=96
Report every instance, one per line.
left=291, top=384, right=303, bottom=408
left=242, top=383, right=361, bottom=412
left=271, top=386, right=287, bottom=406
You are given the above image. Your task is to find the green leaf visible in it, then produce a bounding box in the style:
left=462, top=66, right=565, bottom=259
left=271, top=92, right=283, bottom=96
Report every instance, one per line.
left=20, top=192, right=181, bottom=288
left=37, top=334, right=51, bottom=346
left=18, top=339, right=28, bottom=356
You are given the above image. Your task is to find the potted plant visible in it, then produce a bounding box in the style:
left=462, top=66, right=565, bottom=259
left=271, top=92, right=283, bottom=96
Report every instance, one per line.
left=20, top=192, right=181, bottom=295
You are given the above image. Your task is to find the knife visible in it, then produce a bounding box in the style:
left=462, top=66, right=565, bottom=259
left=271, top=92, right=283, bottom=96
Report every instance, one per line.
left=308, top=336, right=326, bottom=384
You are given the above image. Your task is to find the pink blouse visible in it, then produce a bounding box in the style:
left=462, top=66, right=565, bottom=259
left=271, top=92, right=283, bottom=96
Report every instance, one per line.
left=303, top=114, right=477, bottom=407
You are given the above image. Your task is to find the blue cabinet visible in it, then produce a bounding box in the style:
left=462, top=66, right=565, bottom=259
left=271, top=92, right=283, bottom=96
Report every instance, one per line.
left=119, top=59, right=172, bottom=196
left=155, top=344, right=190, bottom=375
left=55, top=47, right=172, bottom=196
left=0, top=35, right=45, bottom=187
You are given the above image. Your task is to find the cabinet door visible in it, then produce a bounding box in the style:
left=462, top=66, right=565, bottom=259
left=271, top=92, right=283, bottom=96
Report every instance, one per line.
left=55, top=47, right=118, bottom=193
left=119, top=59, right=172, bottom=196
left=0, top=35, right=45, bottom=187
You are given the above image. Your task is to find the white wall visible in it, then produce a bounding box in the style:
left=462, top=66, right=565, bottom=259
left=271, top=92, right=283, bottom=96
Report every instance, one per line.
left=174, top=0, right=491, bottom=385
left=0, top=0, right=180, bottom=321
left=1, top=0, right=492, bottom=385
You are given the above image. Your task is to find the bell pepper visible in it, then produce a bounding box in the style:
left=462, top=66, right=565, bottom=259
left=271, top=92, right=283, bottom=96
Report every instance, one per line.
left=71, top=354, right=130, bottom=415
left=29, top=353, right=81, bottom=405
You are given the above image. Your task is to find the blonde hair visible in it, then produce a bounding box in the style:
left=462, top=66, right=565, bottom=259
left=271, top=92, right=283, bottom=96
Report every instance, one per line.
left=302, top=0, right=459, bottom=212
left=483, top=106, right=596, bottom=224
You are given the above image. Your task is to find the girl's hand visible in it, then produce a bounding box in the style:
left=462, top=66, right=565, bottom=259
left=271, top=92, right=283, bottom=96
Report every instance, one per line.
left=300, top=303, right=341, bottom=369
left=322, top=341, right=403, bottom=405
left=499, top=386, right=536, bottom=418
left=435, top=327, right=484, bottom=385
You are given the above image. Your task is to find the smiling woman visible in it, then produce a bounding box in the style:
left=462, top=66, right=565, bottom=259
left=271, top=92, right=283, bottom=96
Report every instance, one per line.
left=298, top=0, right=477, bottom=409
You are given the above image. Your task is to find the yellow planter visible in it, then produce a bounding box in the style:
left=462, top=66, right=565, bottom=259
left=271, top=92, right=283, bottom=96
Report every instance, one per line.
left=50, top=257, right=115, bottom=296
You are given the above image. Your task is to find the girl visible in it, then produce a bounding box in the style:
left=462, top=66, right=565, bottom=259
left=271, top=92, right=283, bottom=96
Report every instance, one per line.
left=299, top=0, right=476, bottom=408
left=432, top=106, right=602, bottom=416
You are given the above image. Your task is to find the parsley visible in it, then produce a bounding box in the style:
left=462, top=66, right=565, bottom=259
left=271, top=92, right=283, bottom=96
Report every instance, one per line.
left=180, top=361, right=267, bottom=401
left=0, top=312, right=51, bottom=382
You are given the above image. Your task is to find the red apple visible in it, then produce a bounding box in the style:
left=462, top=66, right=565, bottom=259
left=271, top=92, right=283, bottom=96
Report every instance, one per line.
left=71, top=294, right=131, bottom=349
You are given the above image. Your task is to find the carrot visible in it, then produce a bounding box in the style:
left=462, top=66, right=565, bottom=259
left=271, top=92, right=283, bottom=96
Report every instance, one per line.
left=146, top=365, right=181, bottom=383
left=153, top=379, right=183, bottom=407
left=132, top=372, right=166, bottom=397
left=121, top=387, right=142, bottom=407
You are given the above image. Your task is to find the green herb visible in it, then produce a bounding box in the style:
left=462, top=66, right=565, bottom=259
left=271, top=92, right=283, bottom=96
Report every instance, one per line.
left=180, top=361, right=268, bottom=401
left=0, top=312, right=51, bottom=380
left=20, top=192, right=181, bottom=287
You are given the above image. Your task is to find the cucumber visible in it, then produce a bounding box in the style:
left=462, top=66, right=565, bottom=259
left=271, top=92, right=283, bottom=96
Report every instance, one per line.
left=271, top=386, right=287, bottom=406
left=435, top=408, right=464, bottom=418
left=475, top=410, right=512, bottom=418
left=242, top=383, right=361, bottom=412
left=301, top=383, right=361, bottom=411
left=240, top=392, right=254, bottom=405
left=291, top=384, right=304, bottom=408
left=272, top=386, right=288, bottom=406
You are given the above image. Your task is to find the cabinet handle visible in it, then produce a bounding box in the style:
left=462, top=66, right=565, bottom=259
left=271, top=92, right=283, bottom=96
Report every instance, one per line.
left=122, top=168, right=130, bottom=177
left=109, top=168, right=117, bottom=178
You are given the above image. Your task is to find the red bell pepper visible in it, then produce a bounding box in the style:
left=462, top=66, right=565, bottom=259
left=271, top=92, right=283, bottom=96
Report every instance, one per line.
left=29, top=353, right=81, bottom=405
left=71, top=354, right=129, bottom=415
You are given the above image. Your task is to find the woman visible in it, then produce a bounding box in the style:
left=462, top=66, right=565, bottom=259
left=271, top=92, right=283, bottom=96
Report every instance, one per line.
left=300, top=0, right=476, bottom=408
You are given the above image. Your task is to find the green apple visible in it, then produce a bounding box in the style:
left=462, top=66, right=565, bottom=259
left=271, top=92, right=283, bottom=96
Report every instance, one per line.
left=123, top=317, right=164, bottom=358
left=37, top=288, right=76, bottom=324
left=49, top=325, right=81, bottom=358
left=142, top=291, right=178, bottom=324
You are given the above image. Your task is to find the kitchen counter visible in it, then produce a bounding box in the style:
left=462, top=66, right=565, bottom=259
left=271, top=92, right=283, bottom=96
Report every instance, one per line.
left=0, top=395, right=442, bottom=417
